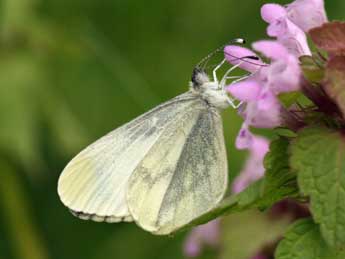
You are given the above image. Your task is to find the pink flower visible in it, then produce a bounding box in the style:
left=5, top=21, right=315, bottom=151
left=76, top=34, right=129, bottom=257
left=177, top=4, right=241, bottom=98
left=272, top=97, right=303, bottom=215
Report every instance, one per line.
left=224, top=45, right=265, bottom=73
left=226, top=41, right=301, bottom=130
left=253, top=41, right=301, bottom=93
left=228, top=80, right=262, bottom=102
left=253, top=40, right=289, bottom=60
left=287, top=0, right=328, bottom=32
left=245, top=90, right=282, bottom=128
left=228, top=78, right=282, bottom=128
left=260, top=3, right=287, bottom=23
left=226, top=45, right=287, bottom=129
left=235, top=125, right=254, bottom=150
left=232, top=135, right=270, bottom=193
left=261, top=3, right=311, bottom=56
left=183, top=219, right=220, bottom=257
left=225, top=41, right=300, bottom=194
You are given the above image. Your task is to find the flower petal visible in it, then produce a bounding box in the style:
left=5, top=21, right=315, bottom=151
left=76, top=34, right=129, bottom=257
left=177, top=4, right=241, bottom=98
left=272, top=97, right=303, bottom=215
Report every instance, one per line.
left=246, top=98, right=282, bottom=128
left=235, top=125, right=253, bottom=150
left=257, top=89, right=278, bottom=111
left=232, top=173, right=252, bottom=193
left=183, top=220, right=220, bottom=257
left=287, top=0, right=328, bottom=32
left=224, top=45, right=264, bottom=73
left=261, top=4, right=287, bottom=23
left=281, top=18, right=312, bottom=56
left=260, top=3, right=312, bottom=57
left=266, top=18, right=287, bottom=37
left=251, top=135, right=270, bottom=158
left=226, top=80, right=261, bottom=101
left=183, top=235, right=201, bottom=258
left=232, top=135, right=269, bottom=193
left=199, top=219, right=220, bottom=246
left=267, top=56, right=301, bottom=93
left=253, top=40, right=289, bottom=61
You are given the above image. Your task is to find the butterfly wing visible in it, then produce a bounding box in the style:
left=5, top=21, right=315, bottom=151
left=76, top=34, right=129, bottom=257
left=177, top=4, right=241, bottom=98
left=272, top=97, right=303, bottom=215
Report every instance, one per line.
left=127, top=100, right=228, bottom=234
left=58, top=93, right=199, bottom=223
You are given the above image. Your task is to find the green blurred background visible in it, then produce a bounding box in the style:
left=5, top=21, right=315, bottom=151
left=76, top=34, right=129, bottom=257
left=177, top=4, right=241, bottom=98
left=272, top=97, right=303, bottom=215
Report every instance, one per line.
left=0, top=0, right=343, bottom=259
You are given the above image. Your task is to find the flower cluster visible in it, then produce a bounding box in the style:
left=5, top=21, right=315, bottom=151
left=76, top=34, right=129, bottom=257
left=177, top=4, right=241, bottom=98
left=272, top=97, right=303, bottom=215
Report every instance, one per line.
left=183, top=0, right=328, bottom=258
left=226, top=0, right=328, bottom=193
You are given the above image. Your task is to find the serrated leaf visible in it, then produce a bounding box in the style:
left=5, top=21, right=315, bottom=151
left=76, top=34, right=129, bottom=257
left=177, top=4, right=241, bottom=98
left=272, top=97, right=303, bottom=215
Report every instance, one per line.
left=324, top=56, right=345, bottom=118
left=232, top=137, right=299, bottom=211
left=261, top=138, right=299, bottom=209
left=309, top=22, right=345, bottom=56
left=236, top=180, right=264, bottom=208
left=290, top=127, right=345, bottom=249
left=275, top=218, right=345, bottom=259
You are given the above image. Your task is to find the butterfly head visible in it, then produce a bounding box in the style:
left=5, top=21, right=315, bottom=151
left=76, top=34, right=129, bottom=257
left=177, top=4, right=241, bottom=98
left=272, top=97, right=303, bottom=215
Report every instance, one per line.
left=190, top=67, right=211, bottom=88
left=189, top=67, right=229, bottom=110
left=190, top=38, right=265, bottom=110
left=190, top=38, right=245, bottom=88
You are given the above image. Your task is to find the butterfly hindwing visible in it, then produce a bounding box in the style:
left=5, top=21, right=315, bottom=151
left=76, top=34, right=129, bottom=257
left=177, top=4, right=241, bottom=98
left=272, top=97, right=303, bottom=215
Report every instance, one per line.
left=127, top=100, right=228, bottom=234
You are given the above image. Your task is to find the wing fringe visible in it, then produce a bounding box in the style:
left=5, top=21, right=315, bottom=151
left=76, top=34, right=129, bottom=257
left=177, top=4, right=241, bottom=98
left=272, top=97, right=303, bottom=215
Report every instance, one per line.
left=69, top=210, right=133, bottom=223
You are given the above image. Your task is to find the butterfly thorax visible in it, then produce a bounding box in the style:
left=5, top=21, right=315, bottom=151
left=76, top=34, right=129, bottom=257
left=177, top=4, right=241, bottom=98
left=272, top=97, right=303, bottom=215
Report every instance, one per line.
left=190, top=67, right=229, bottom=110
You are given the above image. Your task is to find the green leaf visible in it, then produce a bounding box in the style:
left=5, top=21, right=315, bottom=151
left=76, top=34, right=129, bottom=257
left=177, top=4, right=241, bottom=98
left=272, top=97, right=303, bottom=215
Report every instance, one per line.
left=274, top=128, right=298, bottom=138
left=300, top=55, right=325, bottom=83
left=324, top=56, right=345, bottom=118
left=231, top=137, right=299, bottom=211
left=290, top=127, right=345, bottom=249
left=177, top=138, right=299, bottom=234
left=279, top=91, right=304, bottom=108
left=221, top=210, right=290, bottom=259
left=309, top=22, right=345, bottom=56
left=275, top=218, right=345, bottom=259
left=261, top=138, right=299, bottom=209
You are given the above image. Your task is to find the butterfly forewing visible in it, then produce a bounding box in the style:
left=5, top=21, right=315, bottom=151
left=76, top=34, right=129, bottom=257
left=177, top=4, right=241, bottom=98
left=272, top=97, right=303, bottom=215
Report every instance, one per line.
left=127, top=100, right=228, bottom=234
left=58, top=93, right=199, bottom=222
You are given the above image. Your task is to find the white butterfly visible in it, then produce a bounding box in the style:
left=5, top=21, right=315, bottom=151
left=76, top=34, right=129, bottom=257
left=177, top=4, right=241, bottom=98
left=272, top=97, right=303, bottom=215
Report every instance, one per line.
left=58, top=40, right=249, bottom=235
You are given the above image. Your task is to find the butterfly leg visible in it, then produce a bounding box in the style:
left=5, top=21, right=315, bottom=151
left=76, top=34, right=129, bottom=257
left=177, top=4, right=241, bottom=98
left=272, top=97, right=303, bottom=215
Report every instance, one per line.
left=212, top=58, right=227, bottom=84
left=218, top=61, right=248, bottom=90
left=226, top=94, right=243, bottom=109
left=221, top=65, right=250, bottom=109
left=224, top=75, right=246, bottom=80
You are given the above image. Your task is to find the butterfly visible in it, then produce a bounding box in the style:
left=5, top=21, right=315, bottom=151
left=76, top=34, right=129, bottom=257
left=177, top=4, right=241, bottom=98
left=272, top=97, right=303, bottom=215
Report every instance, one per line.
left=58, top=39, right=253, bottom=235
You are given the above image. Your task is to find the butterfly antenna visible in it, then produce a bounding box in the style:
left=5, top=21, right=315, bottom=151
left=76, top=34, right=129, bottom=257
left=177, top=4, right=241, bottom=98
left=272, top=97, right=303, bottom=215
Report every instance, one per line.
left=196, top=38, right=246, bottom=69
